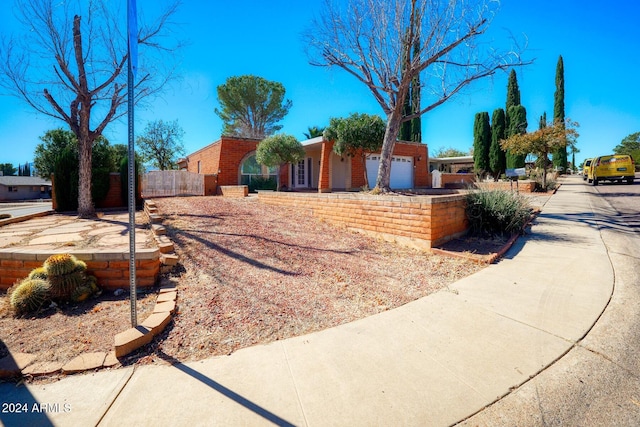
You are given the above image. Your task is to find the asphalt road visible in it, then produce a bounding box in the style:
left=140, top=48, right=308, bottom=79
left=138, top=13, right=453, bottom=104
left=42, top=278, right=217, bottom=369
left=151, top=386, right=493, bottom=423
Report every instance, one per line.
left=460, top=175, right=640, bottom=426
left=0, top=201, right=53, bottom=219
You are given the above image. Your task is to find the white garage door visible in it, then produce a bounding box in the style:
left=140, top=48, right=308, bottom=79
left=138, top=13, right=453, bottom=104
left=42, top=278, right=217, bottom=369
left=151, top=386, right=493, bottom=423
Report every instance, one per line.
left=366, top=155, right=414, bottom=189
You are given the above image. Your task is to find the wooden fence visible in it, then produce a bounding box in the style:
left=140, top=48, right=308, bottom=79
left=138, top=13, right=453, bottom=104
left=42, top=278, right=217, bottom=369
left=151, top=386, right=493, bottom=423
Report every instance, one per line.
left=142, top=170, right=204, bottom=198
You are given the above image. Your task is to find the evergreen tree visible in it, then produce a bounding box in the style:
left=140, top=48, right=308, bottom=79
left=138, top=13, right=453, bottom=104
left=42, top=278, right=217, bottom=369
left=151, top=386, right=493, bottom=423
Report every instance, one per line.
left=489, top=108, right=507, bottom=180
left=506, top=105, right=528, bottom=169
left=399, top=27, right=422, bottom=142
left=505, top=70, right=527, bottom=169
left=473, top=112, right=491, bottom=178
left=539, top=112, right=547, bottom=130
left=552, top=55, right=567, bottom=172
left=505, top=69, right=521, bottom=125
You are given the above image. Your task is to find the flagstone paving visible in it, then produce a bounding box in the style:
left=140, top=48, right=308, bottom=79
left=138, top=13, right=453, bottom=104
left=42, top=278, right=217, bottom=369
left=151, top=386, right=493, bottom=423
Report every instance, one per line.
left=0, top=212, right=154, bottom=251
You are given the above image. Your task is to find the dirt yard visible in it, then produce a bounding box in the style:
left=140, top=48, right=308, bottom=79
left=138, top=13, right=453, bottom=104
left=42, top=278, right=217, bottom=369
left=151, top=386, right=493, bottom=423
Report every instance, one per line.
left=1, top=195, right=486, bottom=374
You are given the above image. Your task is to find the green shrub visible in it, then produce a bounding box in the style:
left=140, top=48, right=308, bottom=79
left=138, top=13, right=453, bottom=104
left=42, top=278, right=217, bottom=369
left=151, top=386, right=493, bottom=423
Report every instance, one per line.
left=465, top=189, right=533, bottom=238
left=249, top=176, right=277, bottom=192
left=119, top=156, right=142, bottom=207
left=54, top=147, right=80, bottom=211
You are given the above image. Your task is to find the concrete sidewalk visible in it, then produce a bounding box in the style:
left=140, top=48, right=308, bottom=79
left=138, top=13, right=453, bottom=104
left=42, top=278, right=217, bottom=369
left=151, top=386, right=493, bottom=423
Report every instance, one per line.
left=0, top=178, right=615, bottom=426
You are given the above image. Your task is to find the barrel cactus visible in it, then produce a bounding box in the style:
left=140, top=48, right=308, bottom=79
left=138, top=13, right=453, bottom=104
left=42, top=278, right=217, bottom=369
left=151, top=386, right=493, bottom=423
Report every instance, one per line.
left=44, top=254, right=78, bottom=276
left=44, top=254, right=87, bottom=300
left=28, top=267, right=49, bottom=281
left=10, top=279, right=51, bottom=315
left=71, top=284, right=93, bottom=303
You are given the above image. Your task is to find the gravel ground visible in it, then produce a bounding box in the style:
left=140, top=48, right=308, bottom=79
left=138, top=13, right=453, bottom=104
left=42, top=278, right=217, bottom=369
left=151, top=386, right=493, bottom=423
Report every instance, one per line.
left=131, top=196, right=485, bottom=364
left=1, top=195, right=486, bottom=375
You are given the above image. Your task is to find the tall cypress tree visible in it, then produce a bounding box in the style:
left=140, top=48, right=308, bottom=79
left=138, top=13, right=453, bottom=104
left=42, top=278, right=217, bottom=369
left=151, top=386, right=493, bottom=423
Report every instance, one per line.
left=539, top=112, right=547, bottom=130
left=473, top=112, right=491, bottom=178
left=506, top=105, right=528, bottom=169
left=399, top=27, right=422, bottom=142
left=505, top=70, right=527, bottom=169
left=506, top=69, right=521, bottom=115
left=552, top=55, right=567, bottom=172
left=490, top=108, right=507, bottom=180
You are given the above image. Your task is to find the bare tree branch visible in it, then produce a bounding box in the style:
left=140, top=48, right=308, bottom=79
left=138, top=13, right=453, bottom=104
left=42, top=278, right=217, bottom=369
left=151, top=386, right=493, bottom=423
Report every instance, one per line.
left=305, top=0, right=532, bottom=191
left=0, top=0, right=183, bottom=217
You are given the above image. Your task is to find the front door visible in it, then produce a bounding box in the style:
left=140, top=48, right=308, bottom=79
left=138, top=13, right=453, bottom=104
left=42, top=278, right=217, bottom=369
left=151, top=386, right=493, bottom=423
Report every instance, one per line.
left=292, top=158, right=311, bottom=188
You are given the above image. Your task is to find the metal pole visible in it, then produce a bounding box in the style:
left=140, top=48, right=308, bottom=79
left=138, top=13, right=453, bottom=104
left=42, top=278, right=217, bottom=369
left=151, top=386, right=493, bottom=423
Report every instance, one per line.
left=127, top=7, right=137, bottom=328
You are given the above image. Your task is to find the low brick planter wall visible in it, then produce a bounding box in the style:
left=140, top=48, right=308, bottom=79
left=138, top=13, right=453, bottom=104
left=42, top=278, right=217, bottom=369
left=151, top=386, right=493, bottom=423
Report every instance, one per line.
left=441, top=173, right=476, bottom=188
left=476, top=180, right=536, bottom=193
left=258, top=191, right=468, bottom=250
left=219, top=185, right=248, bottom=198
left=0, top=249, right=160, bottom=291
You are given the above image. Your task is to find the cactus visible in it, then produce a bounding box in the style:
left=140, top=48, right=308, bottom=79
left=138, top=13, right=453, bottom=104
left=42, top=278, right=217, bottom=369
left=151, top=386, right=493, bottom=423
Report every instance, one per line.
left=86, top=275, right=101, bottom=296
left=10, top=279, right=50, bottom=315
left=44, top=254, right=87, bottom=300
left=71, top=284, right=93, bottom=303
left=44, top=254, right=78, bottom=276
left=28, top=267, right=49, bottom=281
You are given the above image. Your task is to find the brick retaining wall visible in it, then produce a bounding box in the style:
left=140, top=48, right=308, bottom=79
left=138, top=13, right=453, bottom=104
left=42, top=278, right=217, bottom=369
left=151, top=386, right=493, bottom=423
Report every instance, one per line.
left=258, top=191, right=467, bottom=250
left=219, top=185, right=248, bottom=197
left=0, top=250, right=160, bottom=291
left=476, top=180, right=536, bottom=193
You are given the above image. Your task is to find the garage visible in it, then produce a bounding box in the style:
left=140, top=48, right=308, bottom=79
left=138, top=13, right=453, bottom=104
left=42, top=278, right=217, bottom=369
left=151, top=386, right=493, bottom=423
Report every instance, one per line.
left=366, top=155, right=414, bottom=189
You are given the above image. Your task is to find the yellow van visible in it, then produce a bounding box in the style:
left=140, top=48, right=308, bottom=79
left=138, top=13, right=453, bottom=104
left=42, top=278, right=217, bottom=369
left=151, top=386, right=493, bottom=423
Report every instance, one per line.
left=590, top=154, right=635, bottom=185
left=582, top=158, right=592, bottom=181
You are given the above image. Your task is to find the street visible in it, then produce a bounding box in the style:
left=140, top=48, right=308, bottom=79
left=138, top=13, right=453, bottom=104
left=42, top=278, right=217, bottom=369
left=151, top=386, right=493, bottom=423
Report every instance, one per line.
left=0, top=201, right=53, bottom=219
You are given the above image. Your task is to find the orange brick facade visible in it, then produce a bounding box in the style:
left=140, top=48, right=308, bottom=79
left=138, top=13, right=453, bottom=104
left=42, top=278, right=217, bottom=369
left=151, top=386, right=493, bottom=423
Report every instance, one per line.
left=182, top=136, right=290, bottom=193
left=182, top=136, right=429, bottom=193
left=258, top=191, right=467, bottom=250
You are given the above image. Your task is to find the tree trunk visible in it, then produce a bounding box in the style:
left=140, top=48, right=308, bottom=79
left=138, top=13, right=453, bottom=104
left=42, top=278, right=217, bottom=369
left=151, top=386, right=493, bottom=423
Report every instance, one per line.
left=361, top=153, right=369, bottom=189
left=77, top=135, right=95, bottom=218
left=375, top=109, right=403, bottom=191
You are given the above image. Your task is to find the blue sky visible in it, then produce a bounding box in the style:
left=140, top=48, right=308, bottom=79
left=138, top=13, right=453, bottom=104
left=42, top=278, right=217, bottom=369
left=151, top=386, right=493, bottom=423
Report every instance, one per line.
left=1, top=0, right=639, bottom=169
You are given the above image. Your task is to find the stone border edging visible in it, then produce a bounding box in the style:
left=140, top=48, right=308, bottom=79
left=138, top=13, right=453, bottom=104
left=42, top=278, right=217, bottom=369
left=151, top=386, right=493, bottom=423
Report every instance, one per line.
left=0, top=200, right=180, bottom=379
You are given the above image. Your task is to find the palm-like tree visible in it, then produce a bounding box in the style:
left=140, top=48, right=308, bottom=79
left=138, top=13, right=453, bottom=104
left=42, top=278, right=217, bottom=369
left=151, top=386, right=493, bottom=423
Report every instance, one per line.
left=303, top=126, right=325, bottom=140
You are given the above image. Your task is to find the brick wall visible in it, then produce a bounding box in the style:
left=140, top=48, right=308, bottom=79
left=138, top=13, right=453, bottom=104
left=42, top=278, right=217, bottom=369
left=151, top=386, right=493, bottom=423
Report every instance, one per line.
left=219, top=185, right=248, bottom=198
left=258, top=191, right=467, bottom=250
left=204, top=174, right=217, bottom=196
left=95, top=173, right=125, bottom=209
left=0, top=252, right=160, bottom=291
left=441, top=173, right=476, bottom=189
left=476, top=180, right=536, bottom=193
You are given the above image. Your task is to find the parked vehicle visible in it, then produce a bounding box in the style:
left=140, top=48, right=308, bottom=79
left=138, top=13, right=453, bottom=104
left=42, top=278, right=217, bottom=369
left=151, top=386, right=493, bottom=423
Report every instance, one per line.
left=590, top=154, right=635, bottom=185
left=582, top=158, right=593, bottom=181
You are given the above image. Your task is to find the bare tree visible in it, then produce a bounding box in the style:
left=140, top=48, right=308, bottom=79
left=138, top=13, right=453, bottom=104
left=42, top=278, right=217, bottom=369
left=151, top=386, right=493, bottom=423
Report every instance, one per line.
left=305, top=0, right=531, bottom=192
left=0, top=0, right=181, bottom=217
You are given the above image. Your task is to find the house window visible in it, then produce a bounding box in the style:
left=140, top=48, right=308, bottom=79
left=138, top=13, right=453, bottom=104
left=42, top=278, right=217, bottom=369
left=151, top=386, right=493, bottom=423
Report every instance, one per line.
left=197, top=161, right=201, bottom=174
left=8, top=186, right=18, bottom=192
left=239, top=154, right=277, bottom=187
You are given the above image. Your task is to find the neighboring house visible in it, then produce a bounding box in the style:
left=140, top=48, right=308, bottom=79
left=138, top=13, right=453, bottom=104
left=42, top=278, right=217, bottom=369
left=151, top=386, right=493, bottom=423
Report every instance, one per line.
left=0, top=176, right=52, bottom=201
left=429, top=156, right=475, bottom=174
left=179, top=135, right=429, bottom=193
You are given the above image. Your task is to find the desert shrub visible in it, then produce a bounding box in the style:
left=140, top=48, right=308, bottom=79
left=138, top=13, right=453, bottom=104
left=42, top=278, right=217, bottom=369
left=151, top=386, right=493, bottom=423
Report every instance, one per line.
left=249, top=176, right=277, bottom=192
left=534, top=177, right=557, bottom=192
left=465, top=189, right=532, bottom=238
